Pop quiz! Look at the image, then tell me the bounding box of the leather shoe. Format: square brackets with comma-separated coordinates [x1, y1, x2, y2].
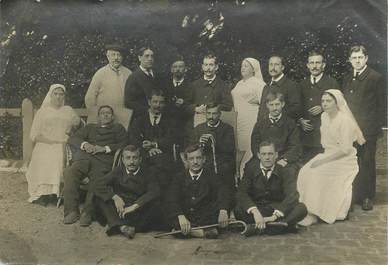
[362, 198, 373, 211]
[79, 212, 92, 227]
[64, 211, 80, 224]
[120, 225, 135, 239]
[243, 224, 258, 237]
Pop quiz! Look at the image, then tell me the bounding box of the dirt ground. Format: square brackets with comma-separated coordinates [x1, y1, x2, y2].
[0, 134, 387, 265]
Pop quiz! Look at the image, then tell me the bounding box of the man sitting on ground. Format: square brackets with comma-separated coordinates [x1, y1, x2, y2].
[93, 145, 163, 239]
[235, 141, 307, 236]
[166, 144, 231, 238]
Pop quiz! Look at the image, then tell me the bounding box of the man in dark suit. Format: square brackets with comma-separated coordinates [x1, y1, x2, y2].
[128, 89, 176, 189]
[257, 55, 301, 122]
[166, 144, 231, 238]
[251, 92, 302, 172]
[164, 57, 194, 151]
[186, 103, 236, 190]
[235, 141, 307, 236]
[189, 54, 233, 126]
[342, 45, 386, 211]
[124, 47, 160, 118]
[93, 145, 162, 239]
[63, 105, 127, 226]
[299, 51, 340, 163]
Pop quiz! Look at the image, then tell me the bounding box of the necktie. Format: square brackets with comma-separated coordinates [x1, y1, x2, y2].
[353, 72, 360, 80]
[271, 81, 277, 86]
[270, 117, 278, 124]
[263, 169, 271, 179]
[313, 77, 316, 85]
[153, 115, 159, 126]
[192, 175, 199, 181]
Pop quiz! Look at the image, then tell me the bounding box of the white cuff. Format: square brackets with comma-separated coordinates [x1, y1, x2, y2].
[80, 141, 88, 150]
[105, 146, 111, 153]
[273, 209, 284, 218]
[247, 206, 258, 214]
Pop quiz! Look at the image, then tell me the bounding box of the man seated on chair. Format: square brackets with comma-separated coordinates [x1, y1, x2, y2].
[63, 105, 127, 226]
[93, 145, 163, 239]
[166, 144, 231, 238]
[128, 89, 176, 190]
[235, 140, 307, 236]
[250, 91, 301, 174]
[186, 102, 236, 191]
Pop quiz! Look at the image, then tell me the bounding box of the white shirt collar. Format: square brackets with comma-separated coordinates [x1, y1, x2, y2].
[260, 163, 275, 179]
[207, 120, 220, 128]
[125, 167, 140, 176]
[204, 75, 216, 83]
[108, 64, 122, 74]
[353, 65, 367, 76]
[271, 73, 284, 83]
[310, 73, 324, 84]
[148, 110, 161, 125]
[189, 169, 203, 180]
[173, 77, 185, 87]
[140, 65, 154, 77]
[269, 113, 282, 122]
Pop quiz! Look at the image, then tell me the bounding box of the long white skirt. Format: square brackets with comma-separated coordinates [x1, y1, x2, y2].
[25, 142, 64, 202]
[297, 151, 358, 224]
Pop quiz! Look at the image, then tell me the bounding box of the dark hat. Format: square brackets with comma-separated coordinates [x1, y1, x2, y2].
[105, 44, 124, 53]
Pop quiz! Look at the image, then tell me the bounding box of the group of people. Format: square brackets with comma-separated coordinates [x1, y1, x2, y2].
[25, 43, 385, 239]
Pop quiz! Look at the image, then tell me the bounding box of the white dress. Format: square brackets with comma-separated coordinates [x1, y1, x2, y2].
[232, 76, 265, 175]
[297, 112, 359, 223]
[26, 105, 79, 202]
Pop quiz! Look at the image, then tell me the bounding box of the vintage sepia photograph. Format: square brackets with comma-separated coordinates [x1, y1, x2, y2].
[0, 0, 387, 264]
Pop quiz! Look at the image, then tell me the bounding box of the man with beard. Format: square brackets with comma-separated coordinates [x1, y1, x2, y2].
[166, 144, 231, 239]
[124, 47, 161, 118]
[250, 92, 301, 173]
[128, 89, 176, 190]
[165, 57, 193, 152]
[343, 45, 386, 211]
[93, 145, 163, 239]
[299, 51, 340, 163]
[189, 54, 233, 126]
[186, 103, 236, 192]
[63, 105, 127, 226]
[85, 44, 132, 127]
[257, 55, 301, 122]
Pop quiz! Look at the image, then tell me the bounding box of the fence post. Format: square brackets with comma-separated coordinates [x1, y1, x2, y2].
[22, 98, 34, 165]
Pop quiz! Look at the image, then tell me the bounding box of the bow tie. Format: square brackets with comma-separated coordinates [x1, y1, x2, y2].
[270, 117, 279, 124]
[191, 175, 200, 181]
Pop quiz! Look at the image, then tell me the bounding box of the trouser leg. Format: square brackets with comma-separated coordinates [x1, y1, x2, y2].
[353, 138, 377, 202]
[94, 197, 125, 235]
[63, 160, 90, 216]
[283, 203, 308, 225]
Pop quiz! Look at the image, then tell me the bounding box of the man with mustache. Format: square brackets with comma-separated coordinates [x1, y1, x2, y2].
[189, 54, 233, 126]
[128, 89, 176, 190]
[257, 55, 301, 122]
[250, 92, 301, 174]
[124, 47, 161, 118]
[92, 145, 163, 239]
[299, 51, 340, 163]
[63, 105, 127, 226]
[85, 44, 132, 127]
[164, 56, 193, 153]
[343, 45, 385, 211]
[166, 144, 231, 238]
[186, 103, 236, 192]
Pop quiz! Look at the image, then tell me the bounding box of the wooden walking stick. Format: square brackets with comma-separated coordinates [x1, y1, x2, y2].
[154, 220, 248, 238]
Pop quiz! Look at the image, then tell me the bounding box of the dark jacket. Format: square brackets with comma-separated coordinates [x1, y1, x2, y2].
[342, 66, 386, 139]
[258, 76, 301, 121]
[251, 115, 301, 163]
[189, 76, 233, 111]
[166, 167, 231, 220]
[68, 123, 127, 164]
[124, 67, 161, 117]
[186, 121, 236, 176]
[93, 165, 160, 209]
[236, 158, 299, 215]
[299, 74, 340, 147]
[128, 111, 175, 155]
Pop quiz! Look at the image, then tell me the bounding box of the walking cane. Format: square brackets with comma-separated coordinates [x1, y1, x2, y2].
[154, 220, 248, 238]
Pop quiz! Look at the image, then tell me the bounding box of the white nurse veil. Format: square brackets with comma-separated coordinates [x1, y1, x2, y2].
[325, 89, 366, 145]
[244, 57, 264, 81]
[41, 84, 66, 108]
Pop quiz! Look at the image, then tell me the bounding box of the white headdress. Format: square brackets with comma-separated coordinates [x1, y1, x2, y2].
[41, 84, 66, 108]
[243, 57, 264, 81]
